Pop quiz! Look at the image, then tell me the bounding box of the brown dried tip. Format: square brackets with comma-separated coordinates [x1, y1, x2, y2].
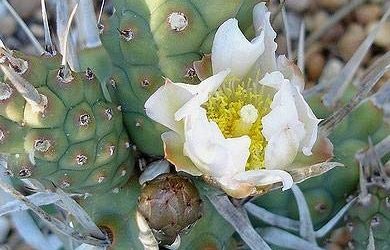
[138, 173, 202, 245]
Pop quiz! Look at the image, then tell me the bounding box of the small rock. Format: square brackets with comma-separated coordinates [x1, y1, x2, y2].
[337, 24, 366, 61]
[355, 4, 382, 25]
[318, 59, 344, 84]
[318, 0, 347, 11]
[305, 11, 329, 32]
[0, 15, 16, 36]
[321, 23, 345, 43]
[306, 52, 325, 82]
[9, 0, 40, 18]
[367, 21, 390, 48]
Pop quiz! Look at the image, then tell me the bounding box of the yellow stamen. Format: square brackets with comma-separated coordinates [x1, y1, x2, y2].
[203, 77, 271, 170]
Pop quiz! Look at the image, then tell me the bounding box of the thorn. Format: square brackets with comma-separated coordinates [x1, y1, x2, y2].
[97, 0, 106, 34]
[40, 0, 56, 56]
[0, 64, 47, 113]
[2, 0, 45, 55]
[58, 3, 79, 83]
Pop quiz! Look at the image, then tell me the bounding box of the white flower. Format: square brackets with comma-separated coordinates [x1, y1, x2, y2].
[144, 2, 321, 198]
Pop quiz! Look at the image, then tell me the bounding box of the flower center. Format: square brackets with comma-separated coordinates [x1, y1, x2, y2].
[203, 77, 271, 170]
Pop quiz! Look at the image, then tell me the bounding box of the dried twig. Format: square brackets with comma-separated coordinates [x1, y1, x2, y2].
[291, 185, 317, 244]
[207, 193, 271, 250]
[245, 202, 300, 232]
[0, 179, 109, 247]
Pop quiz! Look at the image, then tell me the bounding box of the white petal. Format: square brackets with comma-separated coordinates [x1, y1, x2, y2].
[161, 131, 202, 176]
[183, 108, 250, 178]
[234, 169, 294, 191]
[259, 71, 288, 90]
[262, 82, 305, 169]
[144, 80, 193, 134]
[289, 86, 321, 155]
[253, 3, 277, 76]
[277, 55, 305, 92]
[174, 70, 230, 121]
[212, 18, 265, 78]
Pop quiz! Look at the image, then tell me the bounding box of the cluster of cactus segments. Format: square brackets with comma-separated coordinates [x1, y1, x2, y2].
[101, 0, 261, 155]
[0, 51, 134, 194]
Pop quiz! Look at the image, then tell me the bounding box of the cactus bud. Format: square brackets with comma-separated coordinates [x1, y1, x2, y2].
[138, 173, 202, 245]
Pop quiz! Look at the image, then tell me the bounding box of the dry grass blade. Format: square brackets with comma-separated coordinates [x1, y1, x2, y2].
[281, 7, 292, 59]
[0, 180, 110, 247]
[322, 7, 390, 107]
[297, 21, 305, 74]
[77, 0, 102, 48]
[319, 52, 390, 136]
[0, 192, 60, 216]
[367, 227, 375, 250]
[55, 188, 106, 240]
[0, 64, 47, 113]
[40, 0, 56, 55]
[315, 197, 357, 238]
[207, 193, 271, 250]
[245, 202, 300, 232]
[271, 0, 286, 23]
[257, 227, 323, 250]
[11, 212, 57, 250]
[306, 0, 365, 47]
[2, 0, 45, 55]
[136, 211, 159, 250]
[291, 185, 317, 244]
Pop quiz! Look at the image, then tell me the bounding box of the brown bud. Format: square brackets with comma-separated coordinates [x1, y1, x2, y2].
[138, 174, 202, 245]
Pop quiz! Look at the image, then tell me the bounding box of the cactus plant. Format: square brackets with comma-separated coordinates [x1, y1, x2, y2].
[0, 51, 134, 194]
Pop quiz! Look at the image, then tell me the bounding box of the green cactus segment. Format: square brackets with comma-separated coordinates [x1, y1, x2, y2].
[0, 54, 134, 194]
[347, 188, 390, 249]
[102, 0, 260, 155]
[77, 177, 144, 250]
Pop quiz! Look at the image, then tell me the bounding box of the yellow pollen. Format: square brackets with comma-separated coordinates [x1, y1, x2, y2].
[204, 78, 271, 170]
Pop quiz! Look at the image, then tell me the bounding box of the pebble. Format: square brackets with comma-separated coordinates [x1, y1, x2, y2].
[0, 15, 17, 36]
[337, 24, 366, 61]
[305, 11, 329, 32]
[318, 0, 347, 11]
[367, 21, 390, 48]
[355, 4, 382, 25]
[306, 52, 325, 82]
